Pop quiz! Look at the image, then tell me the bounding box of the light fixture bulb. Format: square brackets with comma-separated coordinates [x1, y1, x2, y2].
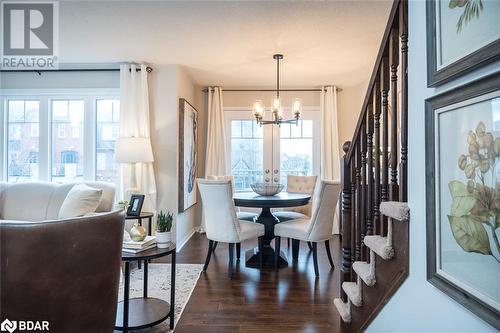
[253, 100, 264, 118]
[293, 98, 302, 115]
[272, 98, 281, 112]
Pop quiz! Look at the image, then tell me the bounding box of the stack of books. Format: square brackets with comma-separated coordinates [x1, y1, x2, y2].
[123, 235, 157, 253]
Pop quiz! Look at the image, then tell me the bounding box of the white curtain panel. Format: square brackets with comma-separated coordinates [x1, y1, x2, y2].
[119, 64, 157, 213]
[320, 86, 341, 234]
[205, 87, 228, 176]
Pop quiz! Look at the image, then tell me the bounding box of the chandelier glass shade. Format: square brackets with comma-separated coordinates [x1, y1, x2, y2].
[253, 54, 302, 126]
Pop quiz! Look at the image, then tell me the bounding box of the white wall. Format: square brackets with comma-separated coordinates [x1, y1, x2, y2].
[0, 71, 119, 89]
[367, 2, 499, 332]
[149, 65, 203, 250]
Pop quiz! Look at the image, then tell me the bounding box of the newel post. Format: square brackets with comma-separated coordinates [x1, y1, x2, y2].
[340, 141, 352, 301]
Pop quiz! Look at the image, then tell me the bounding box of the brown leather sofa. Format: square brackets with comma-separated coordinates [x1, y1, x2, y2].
[0, 210, 125, 333]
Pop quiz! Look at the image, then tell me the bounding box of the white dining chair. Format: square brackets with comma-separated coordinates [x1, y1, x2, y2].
[273, 175, 318, 249]
[197, 179, 265, 278]
[274, 180, 341, 277]
[207, 175, 258, 222]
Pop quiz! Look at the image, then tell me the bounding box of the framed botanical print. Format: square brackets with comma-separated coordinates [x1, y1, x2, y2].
[178, 98, 198, 212]
[425, 73, 500, 329]
[426, 0, 500, 87]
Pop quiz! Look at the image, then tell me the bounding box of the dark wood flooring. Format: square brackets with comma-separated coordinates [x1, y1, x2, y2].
[159, 233, 342, 333]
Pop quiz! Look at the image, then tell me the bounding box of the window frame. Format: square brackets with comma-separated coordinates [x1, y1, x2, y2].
[1, 88, 119, 183]
[224, 106, 321, 191]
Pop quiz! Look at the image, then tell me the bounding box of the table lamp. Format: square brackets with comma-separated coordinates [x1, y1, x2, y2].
[115, 136, 154, 193]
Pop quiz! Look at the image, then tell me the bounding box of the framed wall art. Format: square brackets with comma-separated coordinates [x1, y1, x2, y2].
[426, 0, 500, 87]
[425, 73, 500, 329]
[178, 98, 198, 212]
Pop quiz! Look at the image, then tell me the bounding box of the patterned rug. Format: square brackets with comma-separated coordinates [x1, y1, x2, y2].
[115, 263, 203, 332]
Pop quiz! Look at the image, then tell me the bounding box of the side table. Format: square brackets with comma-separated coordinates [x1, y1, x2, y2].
[115, 244, 176, 332]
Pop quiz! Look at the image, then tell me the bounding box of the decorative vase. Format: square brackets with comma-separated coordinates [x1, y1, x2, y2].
[156, 231, 171, 248]
[129, 223, 147, 242]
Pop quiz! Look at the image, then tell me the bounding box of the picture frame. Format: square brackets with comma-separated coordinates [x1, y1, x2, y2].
[425, 73, 500, 329]
[426, 0, 500, 87]
[178, 98, 198, 212]
[127, 194, 145, 217]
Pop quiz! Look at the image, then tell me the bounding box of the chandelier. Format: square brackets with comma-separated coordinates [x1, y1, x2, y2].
[253, 54, 302, 126]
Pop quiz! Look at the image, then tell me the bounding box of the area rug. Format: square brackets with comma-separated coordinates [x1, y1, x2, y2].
[116, 263, 203, 332]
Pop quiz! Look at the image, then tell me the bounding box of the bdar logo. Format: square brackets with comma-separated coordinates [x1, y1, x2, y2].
[0, 319, 17, 333]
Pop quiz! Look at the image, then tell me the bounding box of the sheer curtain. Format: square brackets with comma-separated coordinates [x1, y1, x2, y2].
[205, 87, 227, 177]
[320, 86, 341, 234]
[201, 87, 227, 232]
[119, 64, 157, 214]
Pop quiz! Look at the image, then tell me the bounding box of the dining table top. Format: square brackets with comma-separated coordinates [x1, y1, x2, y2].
[233, 191, 311, 209]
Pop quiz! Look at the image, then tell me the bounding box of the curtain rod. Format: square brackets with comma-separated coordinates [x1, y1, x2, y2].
[202, 87, 342, 93]
[0, 66, 153, 74]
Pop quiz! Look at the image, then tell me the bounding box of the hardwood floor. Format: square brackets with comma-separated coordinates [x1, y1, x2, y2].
[159, 233, 342, 333]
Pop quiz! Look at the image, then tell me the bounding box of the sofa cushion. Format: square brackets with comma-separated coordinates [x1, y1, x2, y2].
[1, 182, 57, 221]
[58, 184, 103, 219]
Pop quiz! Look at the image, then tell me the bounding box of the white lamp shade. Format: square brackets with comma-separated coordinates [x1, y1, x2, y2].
[115, 137, 154, 163]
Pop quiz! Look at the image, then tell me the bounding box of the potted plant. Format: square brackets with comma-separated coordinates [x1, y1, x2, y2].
[156, 210, 173, 248]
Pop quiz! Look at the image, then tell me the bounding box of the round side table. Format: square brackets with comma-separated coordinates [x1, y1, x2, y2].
[115, 244, 176, 333]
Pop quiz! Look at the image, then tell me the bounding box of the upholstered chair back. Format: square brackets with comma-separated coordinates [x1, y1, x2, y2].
[197, 179, 241, 243]
[286, 175, 318, 216]
[0, 210, 125, 332]
[307, 180, 341, 241]
[207, 175, 235, 194]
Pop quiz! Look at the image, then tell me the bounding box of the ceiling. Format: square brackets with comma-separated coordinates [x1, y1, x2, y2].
[59, 0, 393, 87]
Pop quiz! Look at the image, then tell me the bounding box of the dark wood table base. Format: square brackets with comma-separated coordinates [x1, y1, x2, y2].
[245, 207, 287, 269]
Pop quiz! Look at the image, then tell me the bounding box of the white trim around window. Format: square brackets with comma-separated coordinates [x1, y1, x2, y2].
[0, 88, 119, 183]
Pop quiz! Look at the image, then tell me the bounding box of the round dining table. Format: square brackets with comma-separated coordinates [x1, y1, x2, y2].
[233, 191, 311, 269]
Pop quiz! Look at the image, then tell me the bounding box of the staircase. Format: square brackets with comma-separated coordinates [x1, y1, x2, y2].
[333, 0, 409, 331]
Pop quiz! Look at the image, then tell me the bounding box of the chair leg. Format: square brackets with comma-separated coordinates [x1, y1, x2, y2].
[312, 242, 319, 277]
[325, 239, 334, 268]
[274, 236, 281, 270]
[292, 239, 300, 261]
[236, 243, 241, 261]
[203, 240, 214, 272]
[228, 243, 235, 279]
[307, 242, 313, 251]
[258, 237, 263, 269]
[212, 241, 218, 252]
[287, 238, 290, 248]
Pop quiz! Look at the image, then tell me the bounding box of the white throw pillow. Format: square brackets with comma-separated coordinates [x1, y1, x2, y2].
[58, 184, 103, 219]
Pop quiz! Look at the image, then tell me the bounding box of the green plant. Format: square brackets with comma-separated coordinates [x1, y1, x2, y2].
[157, 210, 173, 233]
[118, 200, 129, 210]
[448, 121, 500, 263]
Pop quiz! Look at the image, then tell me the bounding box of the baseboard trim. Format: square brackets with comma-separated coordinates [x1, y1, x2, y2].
[176, 228, 196, 253]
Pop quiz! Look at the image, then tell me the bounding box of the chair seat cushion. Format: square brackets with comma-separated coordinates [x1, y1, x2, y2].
[237, 211, 258, 221]
[273, 211, 308, 222]
[274, 218, 311, 241]
[238, 220, 265, 242]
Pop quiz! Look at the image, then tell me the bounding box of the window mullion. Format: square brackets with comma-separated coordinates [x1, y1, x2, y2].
[83, 96, 96, 181]
[39, 97, 50, 181]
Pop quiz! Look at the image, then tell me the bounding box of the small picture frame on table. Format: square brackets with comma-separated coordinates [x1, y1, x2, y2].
[127, 194, 145, 217]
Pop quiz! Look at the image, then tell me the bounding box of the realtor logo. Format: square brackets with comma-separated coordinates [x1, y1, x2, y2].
[1, 1, 59, 69]
[0, 319, 17, 333]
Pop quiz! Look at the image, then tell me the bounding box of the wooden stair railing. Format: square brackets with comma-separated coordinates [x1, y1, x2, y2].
[334, 0, 408, 332]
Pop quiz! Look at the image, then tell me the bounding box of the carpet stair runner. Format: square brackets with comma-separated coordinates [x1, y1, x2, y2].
[334, 201, 409, 323]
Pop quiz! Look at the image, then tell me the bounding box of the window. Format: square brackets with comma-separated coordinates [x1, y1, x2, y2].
[52, 100, 84, 183]
[226, 108, 320, 191]
[96, 99, 120, 184]
[1, 92, 120, 187]
[279, 120, 314, 185]
[6, 100, 40, 182]
[230, 120, 264, 191]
